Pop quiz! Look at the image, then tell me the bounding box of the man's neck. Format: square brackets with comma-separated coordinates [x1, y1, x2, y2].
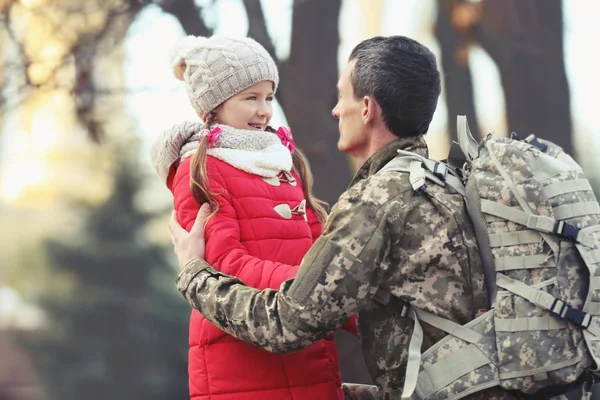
[354, 129, 398, 169]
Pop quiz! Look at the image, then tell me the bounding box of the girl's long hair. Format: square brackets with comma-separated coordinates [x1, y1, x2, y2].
[189, 114, 329, 224]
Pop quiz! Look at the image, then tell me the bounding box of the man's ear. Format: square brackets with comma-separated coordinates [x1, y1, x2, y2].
[362, 95, 379, 125]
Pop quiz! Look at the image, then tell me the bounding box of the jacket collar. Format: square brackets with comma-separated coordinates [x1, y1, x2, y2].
[349, 136, 428, 187]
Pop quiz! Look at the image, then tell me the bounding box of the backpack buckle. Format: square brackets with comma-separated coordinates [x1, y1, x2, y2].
[409, 161, 427, 196]
[433, 162, 448, 180]
[564, 307, 592, 329]
[524, 134, 549, 153]
[553, 220, 580, 242]
[551, 298, 591, 328]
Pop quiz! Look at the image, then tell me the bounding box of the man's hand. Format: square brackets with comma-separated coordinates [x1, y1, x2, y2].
[169, 203, 211, 270]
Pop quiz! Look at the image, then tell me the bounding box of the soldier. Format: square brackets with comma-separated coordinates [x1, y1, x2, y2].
[169, 36, 519, 399]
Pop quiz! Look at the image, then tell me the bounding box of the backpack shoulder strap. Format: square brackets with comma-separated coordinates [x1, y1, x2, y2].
[378, 152, 466, 196]
[457, 115, 479, 162]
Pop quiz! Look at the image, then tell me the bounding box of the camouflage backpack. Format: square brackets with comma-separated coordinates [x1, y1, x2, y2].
[378, 116, 600, 400]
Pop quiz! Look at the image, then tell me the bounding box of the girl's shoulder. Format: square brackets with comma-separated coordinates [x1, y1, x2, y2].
[176, 154, 255, 186]
[204, 155, 256, 178]
[174, 154, 240, 175]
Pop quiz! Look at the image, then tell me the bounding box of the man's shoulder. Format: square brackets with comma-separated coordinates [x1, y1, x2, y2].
[322, 173, 412, 237]
[341, 172, 412, 210]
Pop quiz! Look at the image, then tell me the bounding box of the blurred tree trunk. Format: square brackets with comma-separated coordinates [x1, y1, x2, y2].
[476, 0, 572, 154]
[242, 0, 277, 62]
[0, 331, 37, 400]
[160, 0, 212, 37]
[435, 0, 480, 164]
[281, 0, 370, 383]
[278, 0, 351, 205]
[358, 0, 384, 38]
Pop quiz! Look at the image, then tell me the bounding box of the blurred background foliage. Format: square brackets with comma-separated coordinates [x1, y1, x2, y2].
[1, 0, 599, 398]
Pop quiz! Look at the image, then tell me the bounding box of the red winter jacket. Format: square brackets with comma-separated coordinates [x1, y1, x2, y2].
[171, 155, 352, 400]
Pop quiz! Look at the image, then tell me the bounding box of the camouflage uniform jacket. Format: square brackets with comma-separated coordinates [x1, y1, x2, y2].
[177, 137, 519, 400]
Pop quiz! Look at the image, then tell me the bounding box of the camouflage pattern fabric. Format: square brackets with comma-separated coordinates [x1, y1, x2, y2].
[463, 134, 600, 395]
[377, 118, 600, 399]
[177, 136, 515, 399]
[342, 383, 379, 400]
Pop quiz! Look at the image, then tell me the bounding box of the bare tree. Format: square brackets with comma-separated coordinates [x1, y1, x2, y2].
[435, 0, 481, 163]
[440, 0, 573, 155]
[242, 0, 351, 204]
[280, 0, 349, 204]
[478, 0, 572, 154]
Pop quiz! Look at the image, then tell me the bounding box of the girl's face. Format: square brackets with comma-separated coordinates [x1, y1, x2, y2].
[213, 81, 274, 131]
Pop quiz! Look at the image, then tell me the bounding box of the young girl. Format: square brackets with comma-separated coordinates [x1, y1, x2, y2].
[152, 35, 352, 400]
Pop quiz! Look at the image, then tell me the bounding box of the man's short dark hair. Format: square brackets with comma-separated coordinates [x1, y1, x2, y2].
[349, 36, 441, 137]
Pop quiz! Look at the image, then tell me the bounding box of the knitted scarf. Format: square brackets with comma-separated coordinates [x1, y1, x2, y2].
[151, 121, 293, 184]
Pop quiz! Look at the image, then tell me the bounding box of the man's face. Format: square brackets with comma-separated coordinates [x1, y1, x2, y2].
[332, 60, 369, 156]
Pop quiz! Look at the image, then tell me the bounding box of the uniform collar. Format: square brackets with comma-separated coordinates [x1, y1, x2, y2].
[349, 136, 429, 187]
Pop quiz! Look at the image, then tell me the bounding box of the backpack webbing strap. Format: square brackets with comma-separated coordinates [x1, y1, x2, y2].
[397, 149, 466, 196]
[494, 254, 556, 271]
[580, 247, 600, 375]
[414, 308, 483, 345]
[410, 309, 498, 398]
[457, 115, 479, 162]
[488, 231, 543, 247]
[417, 344, 491, 398]
[576, 225, 600, 321]
[484, 139, 561, 259]
[421, 161, 466, 197]
[495, 315, 567, 332]
[577, 248, 600, 267]
[553, 202, 600, 220]
[378, 157, 436, 191]
[583, 302, 600, 316]
[480, 200, 594, 247]
[414, 309, 492, 397]
[576, 226, 600, 268]
[543, 179, 593, 198]
[401, 307, 495, 399]
[402, 307, 424, 400]
[409, 161, 427, 193]
[496, 274, 593, 330]
[379, 154, 466, 197]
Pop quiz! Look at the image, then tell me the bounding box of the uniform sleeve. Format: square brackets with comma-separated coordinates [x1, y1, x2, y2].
[342, 383, 380, 400]
[176, 183, 390, 353]
[172, 157, 299, 290]
[306, 204, 356, 335]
